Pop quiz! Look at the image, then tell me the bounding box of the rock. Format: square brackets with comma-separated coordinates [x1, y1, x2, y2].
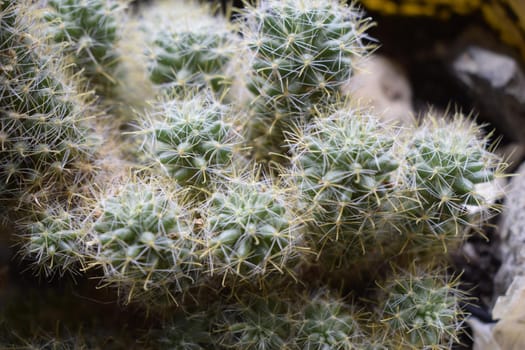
[451, 45, 525, 142]
[343, 55, 414, 125]
[492, 276, 525, 349]
[469, 317, 499, 350]
[494, 161, 525, 297]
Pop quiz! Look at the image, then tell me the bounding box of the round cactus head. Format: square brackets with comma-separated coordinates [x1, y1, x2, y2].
[44, 0, 123, 93]
[143, 93, 243, 190]
[91, 176, 201, 304]
[203, 171, 303, 284]
[296, 290, 365, 349]
[143, 0, 237, 96]
[242, 0, 371, 116]
[21, 205, 89, 277]
[398, 113, 502, 255]
[377, 265, 466, 349]
[215, 293, 294, 349]
[287, 106, 399, 268]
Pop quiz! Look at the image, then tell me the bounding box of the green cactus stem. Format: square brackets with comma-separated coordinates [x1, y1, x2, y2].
[143, 0, 237, 96]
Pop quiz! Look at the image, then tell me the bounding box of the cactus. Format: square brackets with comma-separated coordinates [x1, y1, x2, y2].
[241, 0, 372, 161]
[0, 0, 507, 348]
[144, 1, 237, 96]
[287, 106, 399, 268]
[90, 176, 202, 303]
[44, 0, 124, 94]
[395, 113, 501, 256]
[203, 172, 303, 283]
[243, 0, 370, 115]
[375, 265, 466, 349]
[143, 93, 243, 189]
[215, 293, 294, 349]
[0, 0, 99, 209]
[295, 290, 365, 349]
[20, 204, 88, 277]
[152, 310, 213, 350]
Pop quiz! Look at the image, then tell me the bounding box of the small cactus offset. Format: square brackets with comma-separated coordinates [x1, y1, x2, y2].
[287, 106, 399, 268]
[151, 309, 213, 350]
[395, 113, 502, 256]
[20, 204, 89, 277]
[0, 0, 507, 348]
[295, 290, 365, 349]
[214, 292, 294, 350]
[242, 0, 371, 115]
[375, 265, 466, 349]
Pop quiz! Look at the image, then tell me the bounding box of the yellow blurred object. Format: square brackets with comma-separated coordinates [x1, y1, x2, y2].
[359, 0, 525, 60]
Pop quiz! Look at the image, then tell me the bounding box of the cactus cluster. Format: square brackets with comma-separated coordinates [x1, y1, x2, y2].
[0, 0, 505, 348]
